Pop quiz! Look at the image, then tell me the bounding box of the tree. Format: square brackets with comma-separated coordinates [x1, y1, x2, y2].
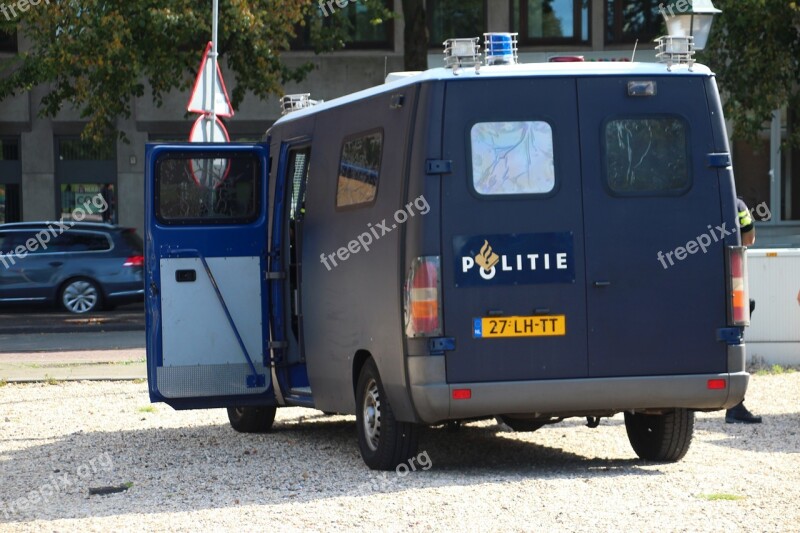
[0, 0, 390, 144]
[401, 0, 428, 71]
[700, 0, 800, 146]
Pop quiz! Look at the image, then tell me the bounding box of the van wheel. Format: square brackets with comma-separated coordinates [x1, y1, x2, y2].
[624, 409, 694, 462]
[356, 358, 419, 471]
[226, 406, 276, 433]
[496, 416, 546, 433]
[60, 278, 102, 314]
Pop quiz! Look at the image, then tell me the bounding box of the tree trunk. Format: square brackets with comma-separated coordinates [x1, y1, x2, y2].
[401, 0, 428, 71]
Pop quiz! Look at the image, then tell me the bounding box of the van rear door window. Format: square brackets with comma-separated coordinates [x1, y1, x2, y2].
[605, 118, 690, 194]
[336, 131, 383, 208]
[470, 121, 555, 195]
[156, 152, 260, 224]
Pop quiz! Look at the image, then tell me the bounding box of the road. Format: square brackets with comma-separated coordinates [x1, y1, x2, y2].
[0, 303, 145, 381]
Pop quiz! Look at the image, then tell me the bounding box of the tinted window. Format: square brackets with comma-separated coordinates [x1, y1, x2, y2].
[55, 232, 111, 252]
[471, 121, 555, 195]
[336, 131, 383, 208]
[156, 153, 260, 223]
[121, 230, 143, 253]
[0, 231, 36, 254]
[605, 118, 689, 194]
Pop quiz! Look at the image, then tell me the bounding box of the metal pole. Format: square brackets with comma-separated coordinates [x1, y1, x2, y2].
[210, 0, 219, 142]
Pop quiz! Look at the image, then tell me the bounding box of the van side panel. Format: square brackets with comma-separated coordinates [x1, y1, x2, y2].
[301, 87, 418, 417]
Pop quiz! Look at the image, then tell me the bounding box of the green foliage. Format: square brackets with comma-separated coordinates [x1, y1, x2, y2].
[0, 377, 8, 387]
[700, 1, 800, 147]
[137, 405, 157, 413]
[0, 1, 391, 145]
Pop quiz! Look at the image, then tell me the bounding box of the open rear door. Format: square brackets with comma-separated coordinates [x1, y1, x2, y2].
[145, 143, 273, 409]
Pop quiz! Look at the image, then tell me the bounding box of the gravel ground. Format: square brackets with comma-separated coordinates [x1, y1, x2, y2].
[1, 374, 798, 532]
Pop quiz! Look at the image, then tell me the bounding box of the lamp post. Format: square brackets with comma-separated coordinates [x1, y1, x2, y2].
[659, 0, 721, 51]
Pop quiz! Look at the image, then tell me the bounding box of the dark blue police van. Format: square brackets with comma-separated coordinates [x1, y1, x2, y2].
[144, 35, 751, 470]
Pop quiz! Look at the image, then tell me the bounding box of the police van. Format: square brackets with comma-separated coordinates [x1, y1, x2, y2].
[144, 34, 750, 470]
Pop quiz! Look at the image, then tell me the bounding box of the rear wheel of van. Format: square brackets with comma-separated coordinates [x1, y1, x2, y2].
[624, 409, 694, 462]
[356, 358, 419, 471]
[226, 406, 276, 433]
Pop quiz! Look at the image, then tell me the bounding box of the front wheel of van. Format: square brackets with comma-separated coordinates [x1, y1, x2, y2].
[624, 409, 694, 462]
[356, 358, 419, 471]
[227, 406, 276, 433]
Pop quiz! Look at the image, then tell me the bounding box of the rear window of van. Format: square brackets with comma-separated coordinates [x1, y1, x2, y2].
[470, 121, 555, 196]
[605, 117, 690, 194]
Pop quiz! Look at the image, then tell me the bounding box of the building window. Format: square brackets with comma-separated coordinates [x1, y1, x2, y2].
[471, 121, 555, 195]
[428, 0, 486, 46]
[606, 0, 664, 45]
[512, 0, 590, 45]
[0, 29, 16, 53]
[605, 117, 690, 194]
[55, 137, 117, 223]
[293, 0, 393, 50]
[336, 130, 383, 208]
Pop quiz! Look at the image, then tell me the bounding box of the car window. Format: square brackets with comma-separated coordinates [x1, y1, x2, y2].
[605, 117, 690, 194]
[471, 121, 555, 195]
[52, 232, 111, 252]
[0, 231, 37, 255]
[336, 130, 383, 208]
[121, 230, 143, 253]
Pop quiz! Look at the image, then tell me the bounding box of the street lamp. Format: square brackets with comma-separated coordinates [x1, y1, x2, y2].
[660, 0, 721, 51]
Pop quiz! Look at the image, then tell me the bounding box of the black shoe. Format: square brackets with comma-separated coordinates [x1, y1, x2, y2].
[726, 402, 762, 424]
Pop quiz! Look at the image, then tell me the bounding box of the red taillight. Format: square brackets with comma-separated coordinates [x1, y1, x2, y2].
[405, 256, 442, 338]
[124, 255, 144, 267]
[707, 379, 727, 390]
[727, 247, 749, 326]
[452, 388, 472, 400]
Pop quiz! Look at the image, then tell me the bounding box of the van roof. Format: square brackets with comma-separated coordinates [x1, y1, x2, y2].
[273, 61, 714, 125]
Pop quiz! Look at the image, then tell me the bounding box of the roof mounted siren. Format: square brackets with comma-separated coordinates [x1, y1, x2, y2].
[483, 33, 518, 66]
[443, 37, 481, 74]
[280, 93, 322, 115]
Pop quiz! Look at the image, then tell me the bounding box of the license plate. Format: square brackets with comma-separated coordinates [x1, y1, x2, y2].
[473, 315, 566, 338]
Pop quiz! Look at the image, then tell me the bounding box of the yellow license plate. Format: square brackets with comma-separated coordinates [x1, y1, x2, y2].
[473, 315, 566, 338]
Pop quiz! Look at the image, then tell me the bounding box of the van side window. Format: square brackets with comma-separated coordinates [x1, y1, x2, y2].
[470, 121, 555, 195]
[336, 131, 383, 208]
[605, 118, 690, 194]
[156, 153, 260, 224]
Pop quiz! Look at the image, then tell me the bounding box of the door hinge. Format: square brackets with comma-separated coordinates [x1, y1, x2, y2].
[717, 327, 743, 345]
[428, 337, 455, 355]
[265, 271, 286, 280]
[426, 159, 453, 175]
[707, 153, 731, 168]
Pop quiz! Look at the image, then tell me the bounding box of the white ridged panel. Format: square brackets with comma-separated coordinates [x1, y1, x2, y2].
[747, 249, 800, 343]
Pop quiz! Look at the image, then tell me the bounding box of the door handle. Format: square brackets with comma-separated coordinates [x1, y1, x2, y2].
[175, 269, 197, 282]
[49, 261, 63, 267]
[594, 281, 612, 288]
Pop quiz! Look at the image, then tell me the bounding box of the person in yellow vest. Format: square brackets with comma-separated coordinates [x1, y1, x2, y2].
[726, 198, 762, 424]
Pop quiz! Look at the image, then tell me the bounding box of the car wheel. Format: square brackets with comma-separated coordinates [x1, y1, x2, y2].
[496, 416, 546, 433]
[356, 358, 419, 471]
[226, 406, 277, 433]
[60, 278, 102, 314]
[624, 409, 694, 462]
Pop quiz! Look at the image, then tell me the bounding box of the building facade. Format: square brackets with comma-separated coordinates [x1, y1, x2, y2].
[0, 0, 797, 245]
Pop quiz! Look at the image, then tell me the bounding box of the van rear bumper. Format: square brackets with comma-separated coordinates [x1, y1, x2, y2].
[407, 349, 749, 424]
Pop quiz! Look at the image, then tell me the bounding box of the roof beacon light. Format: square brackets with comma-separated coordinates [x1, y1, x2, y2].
[483, 33, 518, 66]
[655, 35, 695, 71]
[443, 37, 481, 74]
[280, 93, 322, 115]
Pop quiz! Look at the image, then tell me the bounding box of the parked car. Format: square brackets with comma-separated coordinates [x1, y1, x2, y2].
[0, 221, 144, 313]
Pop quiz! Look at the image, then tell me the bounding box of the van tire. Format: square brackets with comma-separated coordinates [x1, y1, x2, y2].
[356, 358, 419, 471]
[226, 406, 276, 433]
[624, 409, 694, 462]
